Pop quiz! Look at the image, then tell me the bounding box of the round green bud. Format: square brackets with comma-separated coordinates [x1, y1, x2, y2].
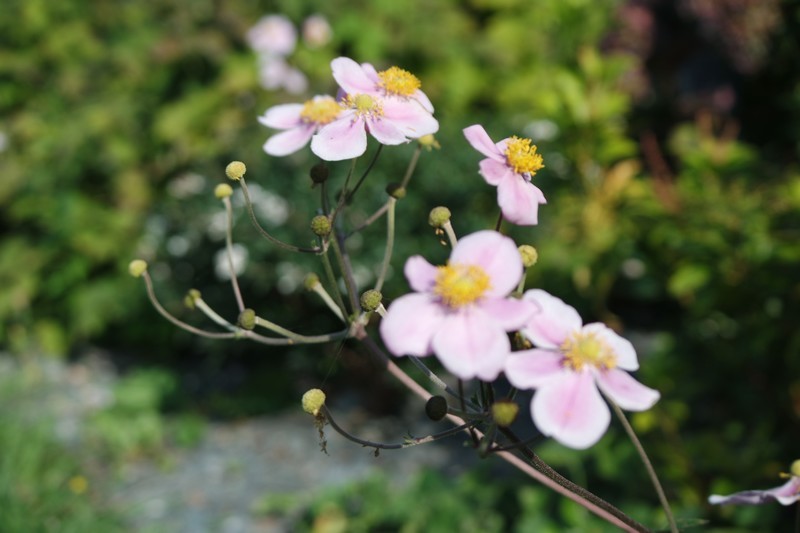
[184, 289, 201, 309]
[491, 400, 519, 427]
[360, 290, 383, 312]
[425, 395, 448, 421]
[128, 259, 148, 278]
[310, 162, 329, 185]
[310, 215, 332, 237]
[238, 308, 256, 330]
[214, 183, 233, 199]
[386, 183, 406, 199]
[791, 460, 800, 477]
[304, 272, 321, 291]
[225, 161, 247, 181]
[428, 206, 452, 228]
[418, 134, 441, 150]
[518, 245, 538, 268]
[302, 388, 326, 416]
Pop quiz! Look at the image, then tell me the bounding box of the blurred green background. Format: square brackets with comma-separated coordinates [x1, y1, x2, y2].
[2, 0, 800, 530]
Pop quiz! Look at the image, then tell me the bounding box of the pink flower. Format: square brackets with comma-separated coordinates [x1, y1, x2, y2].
[380, 231, 538, 381]
[504, 289, 659, 449]
[259, 96, 342, 156]
[247, 15, 297, 57]
[710, 462, 800, 506]
[310, 57, 438, 161]
[463, 124, 547, 226]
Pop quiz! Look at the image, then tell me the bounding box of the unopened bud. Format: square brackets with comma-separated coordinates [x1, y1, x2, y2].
[425, 395, 448, 421]
[791, 460, 800, 477]
[225, 161, 247, 181]
[518, 245, 538, 268]
[238, 308, 256, 330]
[310, 215, 332, 237]
[491, 400, 519, 427]
[428, 206, 451, 228]
[310, 162, 329, 185]
[360, 290, 383, 312]
[302, 388, 326, 416]
[214, 183, 233, 199]
[128, 259, 148, 278]
[386, 183, 406, 199]
[304, 273, 321, 291]
[184, 289, 201, 309]
[418, 134, 440, 150]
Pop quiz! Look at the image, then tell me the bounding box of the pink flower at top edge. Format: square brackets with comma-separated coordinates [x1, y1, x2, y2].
[379, 230, 538, 381]
[310, 57, 438, 161]
[247, 15, 297, 57]
[259, 95, 342, 156]
[710, 462, 800, 506]
[504, 289, 660, 449]
[463, 124, 547, 226]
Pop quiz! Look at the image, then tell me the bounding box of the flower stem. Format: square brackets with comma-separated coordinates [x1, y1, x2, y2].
[319, 244, 349, 319]
[222, 197, 245, 312]
[373, 198, 396, 293]
[253, 316, 350, 344]
[609, 398, 677, 533]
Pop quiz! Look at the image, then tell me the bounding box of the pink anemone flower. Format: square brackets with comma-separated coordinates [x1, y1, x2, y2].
[463, 124, 547, 226]
[504, 289, 660, 449]
[710, 461, 800, 506]
[310, 57, 438, 161]
[380, 230, 538, 381]
[259, 95, 342, 156]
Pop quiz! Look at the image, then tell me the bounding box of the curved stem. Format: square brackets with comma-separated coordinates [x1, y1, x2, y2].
[373, 198, 396, 293]
[222, 197, 245, 312]
[253, 316, 350, 344]
[346, 144, 383, 204]
[319, 244, 349, 319]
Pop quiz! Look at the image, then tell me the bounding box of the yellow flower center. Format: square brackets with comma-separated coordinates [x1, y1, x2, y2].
[560, 331, 617, 371]
[504, 136, 545, 175]
[433, 263, 491, 308]
[378, 66, 422, 96]
[343, 93, 383, 117]
[300, 97, 342, 125]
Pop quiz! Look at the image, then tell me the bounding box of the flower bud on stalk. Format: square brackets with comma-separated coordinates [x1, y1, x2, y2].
[491, 400, 520, 427]
[214, 183, 233, 199]
[425, 395, 448, 421]
[238, 308, 257, 330]
[302, 388, 326, 417]
[518, 245, 538, 268]
[386, 183, 406, 199]
[360, 290, 383, 312]
[428, 206, 451, 228]
[225, 161, 247, 181]
[310, 215, 332, 237]
[184, 289, 201, 309]
[128, 259, 148, 278]
[309, 162, 329, 185]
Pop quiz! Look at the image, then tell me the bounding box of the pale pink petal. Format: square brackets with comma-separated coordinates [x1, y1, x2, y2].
[477, 297, 539, 331]
[263, 125, 315, 156]
[413, 89, 434, 113]
[366, 116, 410, 145]
[380, 293, 445, 357]
[772, 478, 800, 505]
[310, 116, 367, 161]
[331, 57, 377, 95]
[595, 368, 659, 411]
[404, 255, 438, 293]
[709, 478, 800, 506]
[463, 125, 504, 161]
[532, 371, 610, 449]
[258, 103, 304, 129]
[449, 231, 522, 297]
[432, 310, 511, 381]
[496, 175, 546, 226]
[381, 99, 439, 138]
[583, 323, 639, 370]
[522, 290, 582, 349]
[361, 62, 380, 83]
[504, 349, 565, 389]
[479, 158, 513, 186]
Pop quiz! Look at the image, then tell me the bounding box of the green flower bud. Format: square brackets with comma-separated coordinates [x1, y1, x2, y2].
[128, 259, 148, 278]
[360, 290, 383, 312]
[418, 134, 440, 150]
[214, 183, 233, 199]
[518, 245, 538, 268]
[302, 388, 326, 416]
[225, 161, 247, 181]
[184, 289, 201, 309]
[310, 162, 329, 185]
[425, 395, 448, 421]
[491, 400, 519, 427]
[238, 308, 256, 330]
[428, 206, 451, 228]
[386, 183, 406, 199]
[310, 215, 332, 237]
[304, 273, 321, 291]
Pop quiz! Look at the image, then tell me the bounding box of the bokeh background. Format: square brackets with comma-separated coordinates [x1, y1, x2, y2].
[2, 0, 800, 530]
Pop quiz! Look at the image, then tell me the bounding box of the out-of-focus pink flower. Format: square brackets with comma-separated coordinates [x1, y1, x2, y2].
[247, 15, 297, 56]
[302, 14, 332, 48]
[463, 125, 546, 226]
[256, 56, 308, 94]
[505, 289, 659, 449]
[710, 462, 800, 506]
[310, 57, 438, 161]
[380, 231, 538, 381]
[259, 96, 342, 156]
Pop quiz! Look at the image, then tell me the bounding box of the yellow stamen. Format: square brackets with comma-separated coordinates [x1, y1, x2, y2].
[300, 97, 342, 125]
[378, 66, 422, 97]
[561, 331, 617, 371]
[504, 136, 545, 175]
[343, 93, 383, 117]
[433, 263, 491, 308]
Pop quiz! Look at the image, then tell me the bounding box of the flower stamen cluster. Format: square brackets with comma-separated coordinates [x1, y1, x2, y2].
[561, 331, 617, 371]
[378, 66, 422, 96]
[504, 136, 544, 176]
[344, 93, 384, 117]
[299, 97, 342, 124]
[433, 263, 491, 308]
